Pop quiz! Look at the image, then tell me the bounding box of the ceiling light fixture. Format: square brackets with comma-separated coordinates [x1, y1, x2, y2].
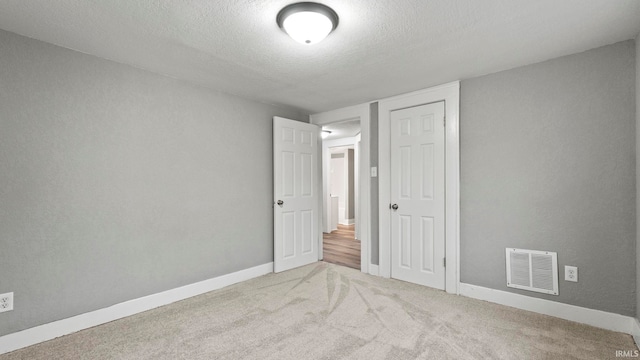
[321, 130, 332, 139]
[276, 2, 339, 45]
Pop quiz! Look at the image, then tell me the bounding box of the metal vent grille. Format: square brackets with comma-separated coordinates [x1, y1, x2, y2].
[506, 248, 558, 295]
[509, 252, 530, 287]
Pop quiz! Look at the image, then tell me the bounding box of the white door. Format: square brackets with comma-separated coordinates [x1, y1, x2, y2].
[390, 102, 445, 289]
[273, 117, 319, 273]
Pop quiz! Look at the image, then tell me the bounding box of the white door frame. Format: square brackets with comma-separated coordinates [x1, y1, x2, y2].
[311, 104, 370, 274]
[378, 81, 460, 294]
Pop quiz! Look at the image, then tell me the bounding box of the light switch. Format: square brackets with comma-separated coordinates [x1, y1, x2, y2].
[371, 167, 377, 177]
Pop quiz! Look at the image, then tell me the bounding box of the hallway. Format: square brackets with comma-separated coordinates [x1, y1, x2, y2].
[322, 224, 360, 270]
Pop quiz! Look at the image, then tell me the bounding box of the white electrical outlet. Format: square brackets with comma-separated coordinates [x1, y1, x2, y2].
[0, 292, 13, 313]
[565, 266, 578, 282]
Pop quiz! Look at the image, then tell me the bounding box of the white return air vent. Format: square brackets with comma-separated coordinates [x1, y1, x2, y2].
[506, 248, 558, 295]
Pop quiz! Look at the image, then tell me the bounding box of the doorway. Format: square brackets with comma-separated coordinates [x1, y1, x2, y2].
[311, 104, 370, 275]
[322, 120, 361, 270]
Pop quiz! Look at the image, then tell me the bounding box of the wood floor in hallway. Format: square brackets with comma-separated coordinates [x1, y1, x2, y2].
[322, 224, 360, 270]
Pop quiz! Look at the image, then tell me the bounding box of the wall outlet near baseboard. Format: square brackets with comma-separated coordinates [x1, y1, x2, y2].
[565, 266, 578, 282]
[0, 292, 13, 313]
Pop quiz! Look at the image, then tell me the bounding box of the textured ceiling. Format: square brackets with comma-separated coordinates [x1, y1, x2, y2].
[0, 1, 639, 114]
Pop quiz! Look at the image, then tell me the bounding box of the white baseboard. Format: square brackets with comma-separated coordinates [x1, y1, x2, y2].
[459, 283, 637, 335]
[369, 264, 379, 276]
[0, 262, 273, 355]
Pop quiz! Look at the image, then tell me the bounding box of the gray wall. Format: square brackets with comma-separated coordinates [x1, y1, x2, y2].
[636, 33, 640, 320]
[460, 40, 636, 316]
[0, 30, 308, 336]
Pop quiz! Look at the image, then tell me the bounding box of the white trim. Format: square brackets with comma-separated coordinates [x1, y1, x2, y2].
[369, 264, 380, 276]
[354, 133, 361, 240]
[311, 104, 371, 275]
[460, 283, 637, 335]
[0, 263, 274, 355]
[378, 81, 460, 294]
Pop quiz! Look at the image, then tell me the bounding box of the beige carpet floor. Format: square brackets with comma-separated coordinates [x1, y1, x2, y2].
[1, 262, 637, 359]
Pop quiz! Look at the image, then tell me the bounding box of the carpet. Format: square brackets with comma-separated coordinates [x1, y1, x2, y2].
[1, 262, 636, 359]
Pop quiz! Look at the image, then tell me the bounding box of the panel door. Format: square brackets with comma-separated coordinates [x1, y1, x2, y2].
[390, 102, 445, 289]
[273, 117, 319, 272]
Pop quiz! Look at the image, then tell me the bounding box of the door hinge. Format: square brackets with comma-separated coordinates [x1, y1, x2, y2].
[443, 258, 446, 267]
[443, 115, 446, 127]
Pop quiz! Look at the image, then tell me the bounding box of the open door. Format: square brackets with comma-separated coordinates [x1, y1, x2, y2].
[273, 117, 320, 272]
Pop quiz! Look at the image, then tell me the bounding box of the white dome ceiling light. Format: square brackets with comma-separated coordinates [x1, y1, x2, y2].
[276, 2, 339, 45]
